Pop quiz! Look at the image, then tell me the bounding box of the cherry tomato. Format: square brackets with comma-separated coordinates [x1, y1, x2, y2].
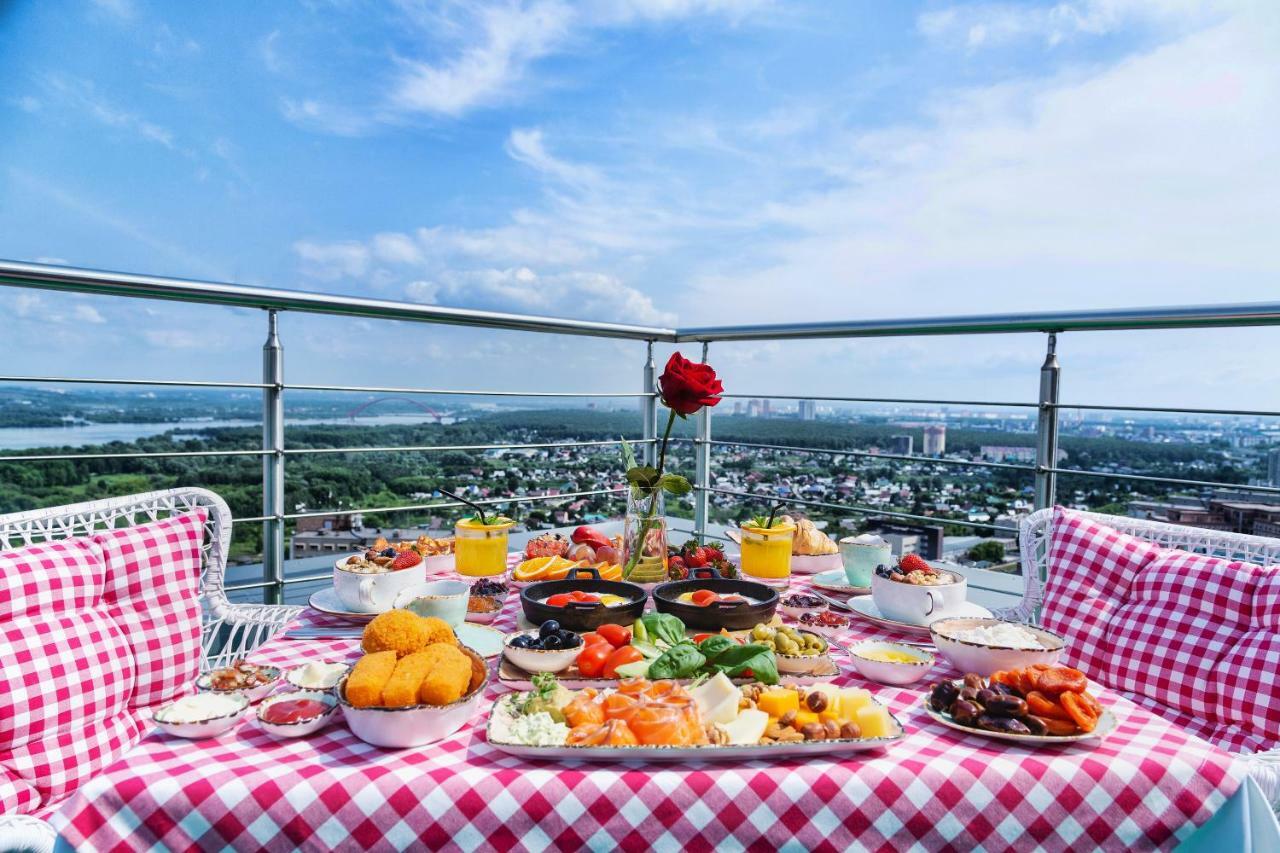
[691, 589, 718, 607]
[546, 593, 573, 607]
[576, 642, 613, 678]
[580, 632, 605, 648]
[596, 624, 631, 648]
[602, 646, 646, 679]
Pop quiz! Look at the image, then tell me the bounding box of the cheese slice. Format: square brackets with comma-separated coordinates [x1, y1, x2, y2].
[690, 672, 737, 717]
[718, 709, 769, 745]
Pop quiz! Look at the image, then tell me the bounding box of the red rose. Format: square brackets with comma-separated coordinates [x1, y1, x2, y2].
[658, 352, 723, 416]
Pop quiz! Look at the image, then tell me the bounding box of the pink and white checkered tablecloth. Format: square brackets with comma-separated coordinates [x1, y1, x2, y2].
[50, 568, 1241, 852]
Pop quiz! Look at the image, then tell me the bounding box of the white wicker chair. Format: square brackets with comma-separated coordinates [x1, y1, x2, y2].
[1015, 507, 1280, 811]
[0, 487, 303, 672]
[0, 489, 304, 851]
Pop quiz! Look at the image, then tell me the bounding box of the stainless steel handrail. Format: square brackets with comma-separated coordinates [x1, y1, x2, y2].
[716, 393, 1039, 409]
[283, 487, 627, 520]
[0, 448, 270, 463]
[1046, 467, 1280, 495]
[0, 375, 271, 389]
[287, 382, 656, 398]
[0, 260, 676, 341]
[1057, 402, 1280, 418]
[706, 439, 1038, 472]
[284, 438, 651, 456]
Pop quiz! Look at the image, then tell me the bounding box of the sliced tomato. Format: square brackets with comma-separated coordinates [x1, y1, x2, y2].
[576, 642, 613, 678]
[691, 589, 718, 607]
[596, 624, 631, 648]
[602, 646, 646, 679]
[546, 593, 573, 607]
[692, 633, 713, 644]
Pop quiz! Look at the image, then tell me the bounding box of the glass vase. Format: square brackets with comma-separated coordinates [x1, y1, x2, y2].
[623, 488, 667, 583]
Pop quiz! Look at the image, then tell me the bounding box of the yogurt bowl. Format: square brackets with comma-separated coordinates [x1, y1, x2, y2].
[929, 617, 1064, 676]
[154, 692, 249, 739]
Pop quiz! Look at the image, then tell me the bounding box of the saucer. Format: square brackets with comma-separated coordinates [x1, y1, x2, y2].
[810, 569, 871, 595]
[455, 623, 506, 659]
[308, 587, 381, 623]
[847, 597, 993, 636]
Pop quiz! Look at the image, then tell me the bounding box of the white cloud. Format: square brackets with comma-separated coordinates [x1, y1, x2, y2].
[44, 74, 180, 151]
[506, 128, 603, 189]
[73, 305, 106, 324]
[293, 240, 371, 280]
[12, 293, 43, 319]
[143, 329, 205, 349]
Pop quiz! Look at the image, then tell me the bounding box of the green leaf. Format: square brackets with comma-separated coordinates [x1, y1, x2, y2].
[647, 641, 706, 680]
[620, 437, 638, 472]
[626, 465, 660, 489]
[658, 473, 692, 496]
[695, 635, 737, 661]
[710, 644, 779, 685]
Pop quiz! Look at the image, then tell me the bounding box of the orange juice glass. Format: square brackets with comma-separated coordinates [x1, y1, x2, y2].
[454, 518, 515, 577]
[738, 522, 796, 581]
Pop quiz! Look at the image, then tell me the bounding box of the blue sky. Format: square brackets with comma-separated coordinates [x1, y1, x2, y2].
[1, 1, 1278, 410]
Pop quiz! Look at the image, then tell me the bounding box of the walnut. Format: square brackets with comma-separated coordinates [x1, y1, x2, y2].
[778, 710, 797, 729]
[706, 725, 729, 746]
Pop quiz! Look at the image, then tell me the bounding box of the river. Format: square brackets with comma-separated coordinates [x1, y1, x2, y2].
[0, 413, 463, 450]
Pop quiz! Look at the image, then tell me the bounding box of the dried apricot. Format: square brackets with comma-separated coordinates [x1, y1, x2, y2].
[1033, 667, 1088, 696]
[1060, 691, 1099, 733]
[1025, 690, 1073, 721]
[1040, 717, 1081, 737]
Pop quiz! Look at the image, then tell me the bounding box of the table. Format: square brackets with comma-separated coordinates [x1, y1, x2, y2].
[51, 571, 1241, 851]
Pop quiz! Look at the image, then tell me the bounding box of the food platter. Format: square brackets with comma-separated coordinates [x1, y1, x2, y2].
[486, 726, 904, 761]
[496, 652, 840, 691]
[847, 596, 992, 635]
[921, 696, 1117, 745]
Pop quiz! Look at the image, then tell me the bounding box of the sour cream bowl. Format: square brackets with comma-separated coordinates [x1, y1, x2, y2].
[153, 692, 249, 739]
[929, 617, 1065, 677]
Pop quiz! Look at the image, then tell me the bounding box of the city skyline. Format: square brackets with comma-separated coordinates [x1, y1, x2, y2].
[2, 1, 1278, 410]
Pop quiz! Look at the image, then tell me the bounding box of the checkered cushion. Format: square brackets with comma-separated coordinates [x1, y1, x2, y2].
[95, 511, 206, 708]
[0, 511, 207, 816]
[1043, 507, 1280, 752]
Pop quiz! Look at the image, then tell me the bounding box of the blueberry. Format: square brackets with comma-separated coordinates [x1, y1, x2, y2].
[539, 620, 561, 640]
[381, 548, 396, 558]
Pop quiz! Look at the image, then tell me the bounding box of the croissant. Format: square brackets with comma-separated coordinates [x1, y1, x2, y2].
[790, 516, 838, 556]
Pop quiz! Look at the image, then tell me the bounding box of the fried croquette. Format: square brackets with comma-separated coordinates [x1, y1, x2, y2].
[361, 609, 430, 658]
[381, 651, 434, 708]
[345, 651, 397, 708]
[419, 616, 456, 646]
[416, 643, 473, 705]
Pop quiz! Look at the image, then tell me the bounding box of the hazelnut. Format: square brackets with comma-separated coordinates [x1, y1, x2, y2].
[840, 721, 862, 739]
[804, 692, 828, 713]
[800, 722, 826, 741]
[823, 720, 841, 739]
[778, 710, 797, 729]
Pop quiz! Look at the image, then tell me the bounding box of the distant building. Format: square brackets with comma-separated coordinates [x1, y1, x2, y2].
[289, 513, 449, 558]
[864, 521, 945, 561]
[1269, 449, 1280, 487]
[762, 399, 772, 417]
[890, 434, 913, 456]
[798, 399, 817, 421]
[733, 401, 743, 415]
[978, 445, 1067, 464]
[923, 424, 946, 456]
[747, 399, 761, 418]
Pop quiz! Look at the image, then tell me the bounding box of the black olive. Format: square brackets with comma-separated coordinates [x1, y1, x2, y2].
[540, 620, 561, 639]
[541, 634, 564, 650]
[558, 632, 580, 647]
[510, 635, 534, 649]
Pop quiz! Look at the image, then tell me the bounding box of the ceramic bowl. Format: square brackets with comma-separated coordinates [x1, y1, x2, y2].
[465, 595, 504, 625]
[338, 645, 489, 748]
[778, 593, 827, 621]
[153, 693, 249, 739]
[774, 630, 830, 674]
[394, 579, 470, 627]
[847, 641, 935, 686]
[795, 611, 853, 638]
[929, 618, 1064, 677]
[502, 630, 580, 674]
[195, 665, 282, 703]
[285, 661, 350, 693]
[255, 690, 339, 738]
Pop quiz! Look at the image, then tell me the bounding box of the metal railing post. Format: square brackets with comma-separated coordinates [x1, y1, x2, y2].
[642, 341, 658, 467]
[1034, 333, 1061, 511]
[262, 310, 285, 605]
[694, 342, 712, 539]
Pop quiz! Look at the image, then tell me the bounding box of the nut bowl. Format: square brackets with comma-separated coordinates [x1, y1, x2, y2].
[847, 641, 935, 686]
[195, 665, 282, 703]
[338, 645, 489, 748]
[153, 692, 249, 739]
[929, 617, 1064, 677]
[255, 690, 339, 738]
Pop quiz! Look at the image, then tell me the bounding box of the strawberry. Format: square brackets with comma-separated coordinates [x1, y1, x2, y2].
[898, 554, 933, 574]
[684, 548, 708, 568]
[392, 550, 423, 570]
[702, 544, 726, 561]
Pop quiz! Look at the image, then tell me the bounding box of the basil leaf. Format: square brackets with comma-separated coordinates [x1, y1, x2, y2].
[696, 635, 737, 661]
[647, 641, 706, 680]
[710, 644, 779, 685]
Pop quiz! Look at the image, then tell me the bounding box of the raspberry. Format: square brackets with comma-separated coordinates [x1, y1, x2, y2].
[392, 550, 423, 570]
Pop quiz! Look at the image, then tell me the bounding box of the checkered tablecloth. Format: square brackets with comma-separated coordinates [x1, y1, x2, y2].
[50, 567, 1241, 852]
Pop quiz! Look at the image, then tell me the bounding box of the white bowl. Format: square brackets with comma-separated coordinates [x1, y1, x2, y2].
[774, 630, 830, 674]
[153, 693, 249, 739]
[256, 690, 339, 738]
[465, 606, 502, 625]
[929, 618, 1064, 677]
[503, 630, 580, 674]
[847, 641, 935, 686]
[779, 594, 826, 621]
[338, 646, 488, 748]
[285, 661, 351, 692]
[790, 553, 844, 574]
[196, 666, 282, 703]
[795, 612, 853, 638]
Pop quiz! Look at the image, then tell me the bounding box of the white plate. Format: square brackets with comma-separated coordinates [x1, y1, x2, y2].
[847, 597, 992, 635]
[921, 693, 1117, 745]
[308, 587, 381, 623]
[455, 623, 506, 658]
[790, 553, 844, 575]
[809, 569, 871, 595]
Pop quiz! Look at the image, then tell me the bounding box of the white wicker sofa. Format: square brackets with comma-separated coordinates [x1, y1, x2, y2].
[1013, 507, 1280, 811]
[0, 488, 302, 851]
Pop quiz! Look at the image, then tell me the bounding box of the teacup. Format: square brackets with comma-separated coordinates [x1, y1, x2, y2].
[872, 570, 967, 626]
[839, 537, 892, 588]
[333, 560, 426, 614]
[393, 580, 469, 627]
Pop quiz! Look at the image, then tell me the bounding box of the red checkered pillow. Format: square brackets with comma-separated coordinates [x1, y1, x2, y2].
[95, 510, 207, 708]
[1043, 507, 1280, 752]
